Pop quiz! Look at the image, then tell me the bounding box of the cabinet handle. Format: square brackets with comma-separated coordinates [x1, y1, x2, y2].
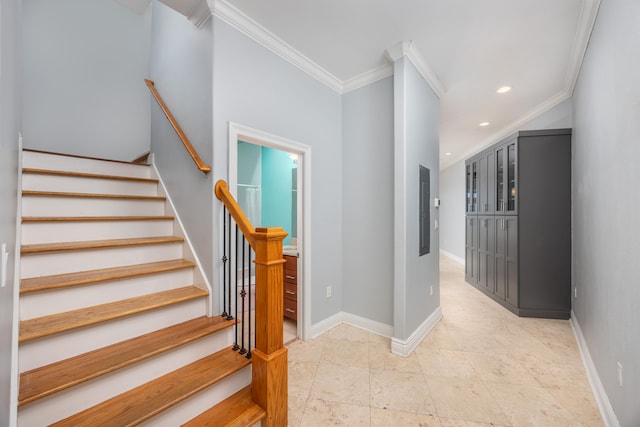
[285, 308, 296, 313]
[285, 290, 296, 295]
[285, 275, 296, 280]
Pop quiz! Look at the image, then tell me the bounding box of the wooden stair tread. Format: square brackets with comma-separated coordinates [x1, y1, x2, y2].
[21, 259, 196, 294]
[50, 348, 251, 427]
[21, 236, 183, 254]
[22, 215, 174, 223]
[23, 148, 152, 167]
[19, 316, 235, 406]
[22, 190, 165, 201]
[22, 167, 158, 183]
[182, 386, 265, 427]
[19, 286, 208, 343]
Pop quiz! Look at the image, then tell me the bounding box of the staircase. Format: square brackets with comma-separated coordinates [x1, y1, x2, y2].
[17, 149, 266, 426]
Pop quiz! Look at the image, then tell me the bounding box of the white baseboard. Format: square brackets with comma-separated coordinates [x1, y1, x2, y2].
[439, 249, 464, 265]
[391, 306, 443, 357]
[570, 311, 620, 427]
[310, 311, 393, 340]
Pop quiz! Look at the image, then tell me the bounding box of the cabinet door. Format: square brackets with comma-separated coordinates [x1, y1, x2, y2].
[505, 216, 518, 306]
[465, 216, 478, 283]
[494, 217, 506, 300]
[471, 160, 478, 213]
[478, 153, 495, 214]
[506, 142, 518, 215]
[466, 163, 472, 213]
[478, 216, 495, 292]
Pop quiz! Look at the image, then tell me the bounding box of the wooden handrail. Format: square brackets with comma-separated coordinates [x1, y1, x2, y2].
[214, 180, 256, 249]
[144, 79, 211, 174]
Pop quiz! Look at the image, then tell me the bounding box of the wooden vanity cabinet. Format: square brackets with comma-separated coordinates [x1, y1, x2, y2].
[283, 255, 298, 321]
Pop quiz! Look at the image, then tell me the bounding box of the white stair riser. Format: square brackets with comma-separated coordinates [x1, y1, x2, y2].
[18, 332, 236, 427]
[20, 269, 196, 320]
[138, 366, 252, 427]
[21, 243, 183, 278]
[23, 151, 151, 178]
[21, 219, 174, 245]
[19, 299, 208, 371]
[23, 173, 158, 196]
[22, 196, 166, 217]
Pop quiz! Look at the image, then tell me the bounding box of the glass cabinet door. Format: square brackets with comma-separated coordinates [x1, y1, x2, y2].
[466, 163, 472, 213]
[472, 161, 478, 213]
[507, 143, 517, 213]
[496, 147, 505, 213]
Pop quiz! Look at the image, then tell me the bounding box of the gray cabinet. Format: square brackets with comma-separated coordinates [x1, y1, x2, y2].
[464, 129, 571, 319]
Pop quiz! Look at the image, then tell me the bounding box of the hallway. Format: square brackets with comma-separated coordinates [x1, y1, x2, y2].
[285, 256, 602, 426]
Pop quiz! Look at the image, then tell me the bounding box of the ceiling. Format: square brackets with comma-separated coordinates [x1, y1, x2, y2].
[128, 0, 601, 169]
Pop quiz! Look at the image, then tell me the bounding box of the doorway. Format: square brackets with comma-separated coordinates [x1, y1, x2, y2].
[227, 122, 311, 341]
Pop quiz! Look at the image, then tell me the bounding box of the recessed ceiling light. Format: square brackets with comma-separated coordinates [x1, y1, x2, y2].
[479, 122, 490, 127]
[445, 152, 452, 156]
[497, 86, 512, 94]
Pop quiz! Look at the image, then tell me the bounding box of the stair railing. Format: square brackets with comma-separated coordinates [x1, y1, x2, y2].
[144, 79, 211, 174]
[215, 180, 288, 427]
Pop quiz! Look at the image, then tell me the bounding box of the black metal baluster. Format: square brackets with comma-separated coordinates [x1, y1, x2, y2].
[225, 212, 233, 321]
[247, 245, 253, 359]
[221, 208, 228, 319]
[233, 225, 240, 351]
[239, 236, 247, 355]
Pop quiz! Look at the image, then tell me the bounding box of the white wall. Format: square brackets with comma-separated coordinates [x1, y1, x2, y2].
[438, 96, 573, 264]
[22, 0, 151, 160]
[149, 1, 214, 281]
[0, 0, 21, 424]
[439, 160, 465, 262]
[342, 77, 394, 325]
[212, 18, 343, 324]
[572, 0, 640, 424]
[393, 58, 440, 341]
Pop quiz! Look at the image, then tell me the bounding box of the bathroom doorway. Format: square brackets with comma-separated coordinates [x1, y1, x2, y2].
[228, 122, 310, 342]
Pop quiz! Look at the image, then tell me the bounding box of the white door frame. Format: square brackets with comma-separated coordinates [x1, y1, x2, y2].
[227, 122, 311, 340]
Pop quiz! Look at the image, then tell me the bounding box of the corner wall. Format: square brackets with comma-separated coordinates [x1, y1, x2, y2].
[393, 58, 440, 342]
[572, 0, 640, 424]
[149, 0, 214, 282]
[0, 0, 21, 424]
[342, 77, 394, 326]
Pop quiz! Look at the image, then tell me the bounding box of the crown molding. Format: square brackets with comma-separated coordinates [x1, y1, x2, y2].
[342, 63, 394, 93]
[385, 41, 447, 99]
[441, 89, 572, 170]
[210, 0, 343, 92]
[565, 0, 602, 94]
[189, 0, 212, 28]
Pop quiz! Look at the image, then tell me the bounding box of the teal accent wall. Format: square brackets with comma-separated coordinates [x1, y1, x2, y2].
[261, 146, 294, 245]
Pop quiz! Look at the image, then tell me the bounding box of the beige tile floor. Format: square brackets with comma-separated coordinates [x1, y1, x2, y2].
[285, 255, 603, 426]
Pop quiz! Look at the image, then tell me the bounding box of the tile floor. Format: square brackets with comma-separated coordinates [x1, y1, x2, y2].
[285, 255, 603, 426]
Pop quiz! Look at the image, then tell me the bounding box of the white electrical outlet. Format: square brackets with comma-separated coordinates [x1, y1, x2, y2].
[434, 220, 439, 230]
[617, 362, 623, 387]
[326, 286, 332, 298]
[574, 287, 577, 299]
[430, 285, 433, 296]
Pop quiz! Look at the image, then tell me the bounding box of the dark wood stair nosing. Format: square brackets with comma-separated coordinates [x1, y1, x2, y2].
[20, 259, 196, 295]
[21, 236, 184, 255]
[22, 215, 174, 223]
[22, 168, 158, 183]
[23, 148, 152, 167]
[18, 316, 235, 406]
[22, 190, 166, 201]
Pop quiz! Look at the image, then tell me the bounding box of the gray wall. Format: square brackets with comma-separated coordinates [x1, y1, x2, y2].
[439, 97, 573, 263]
[572, 0, 640, 424]
[439, 159, 465, 261]
[393, 58, 440, 340]
[22, 0, 151, 160]
[342, 77, 394, 325]
[0, 0, 21, 423]
[149, 1, 214, 282]
[212, 18, 343, 324]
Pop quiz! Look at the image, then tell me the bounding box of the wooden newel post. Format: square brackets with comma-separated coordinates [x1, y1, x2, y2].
[251, 227, 288, 427]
